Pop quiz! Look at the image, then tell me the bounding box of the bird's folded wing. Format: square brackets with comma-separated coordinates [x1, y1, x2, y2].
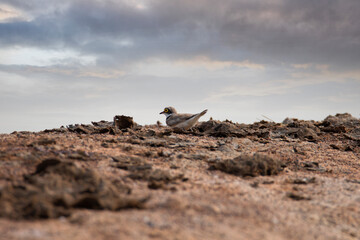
[166, 114, 195, 126]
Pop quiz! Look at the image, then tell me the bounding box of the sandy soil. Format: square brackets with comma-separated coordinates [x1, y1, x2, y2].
[0, 113, 359, 240]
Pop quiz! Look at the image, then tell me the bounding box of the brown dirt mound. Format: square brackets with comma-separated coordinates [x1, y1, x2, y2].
[209, 153, 284, 177]
[0, 159, 148, 219]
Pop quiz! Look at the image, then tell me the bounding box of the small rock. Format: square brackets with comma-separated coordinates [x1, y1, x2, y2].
[189, 154, 207, 160]
[282, 118, 298, 125]
[101, 143, 109, 148]
[67, 125, 91, 134]
[292, 177, 316, 184]
[296, 128, 318, 142]
[330, 144, 342, 150]
[36, 138, 57, 146]
[345, 128, 360, 141]
[92, 120, 113, 128]
[111, 156, 152, 171]
[144, 139, 167, 147]
[287, 192, 311, 201]
[262, 180, 274, 184]
[218, 145, 234, 153]
[128, 169, 185, 190]
[301, 162, 325, 172]
[114, 115, 135, 129]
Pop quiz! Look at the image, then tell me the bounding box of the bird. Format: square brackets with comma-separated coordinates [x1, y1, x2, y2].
[160, 106, 208, 130]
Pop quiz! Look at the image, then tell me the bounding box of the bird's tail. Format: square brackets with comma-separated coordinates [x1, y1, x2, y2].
[199, 109, 208, 117]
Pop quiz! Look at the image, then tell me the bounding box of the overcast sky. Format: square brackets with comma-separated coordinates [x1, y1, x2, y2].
[0, 0, 359, 133]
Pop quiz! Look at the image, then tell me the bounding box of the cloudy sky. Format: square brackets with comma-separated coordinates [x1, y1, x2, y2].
[0, 0, 359, 133]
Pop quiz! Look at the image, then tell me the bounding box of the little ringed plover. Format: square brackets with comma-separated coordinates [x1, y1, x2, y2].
[160, 106, 208, 130]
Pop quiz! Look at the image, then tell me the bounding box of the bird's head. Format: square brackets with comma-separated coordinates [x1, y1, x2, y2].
[160, 106, 177, 116]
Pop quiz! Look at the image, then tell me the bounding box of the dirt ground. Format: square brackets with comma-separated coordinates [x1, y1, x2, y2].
[0, 113, 359, 240]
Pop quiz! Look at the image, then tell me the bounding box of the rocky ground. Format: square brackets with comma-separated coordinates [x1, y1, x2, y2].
[0, 113, 359, 240]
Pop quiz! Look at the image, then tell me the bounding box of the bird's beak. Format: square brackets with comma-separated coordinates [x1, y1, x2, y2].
[160, 111, 164, 114]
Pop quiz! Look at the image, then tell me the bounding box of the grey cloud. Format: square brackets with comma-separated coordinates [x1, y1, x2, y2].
[217, 0, 360, 65]
[0, 19, 63, 47]
[0, 0, 359, 68]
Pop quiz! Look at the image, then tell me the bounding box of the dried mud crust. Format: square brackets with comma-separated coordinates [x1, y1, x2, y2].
[0, 113, 359, 240]
[0, 159, 148, 220]
[208, 153, 285, 177]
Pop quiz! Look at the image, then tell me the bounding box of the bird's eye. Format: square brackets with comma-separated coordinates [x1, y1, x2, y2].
[164, 108, 168, 113]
